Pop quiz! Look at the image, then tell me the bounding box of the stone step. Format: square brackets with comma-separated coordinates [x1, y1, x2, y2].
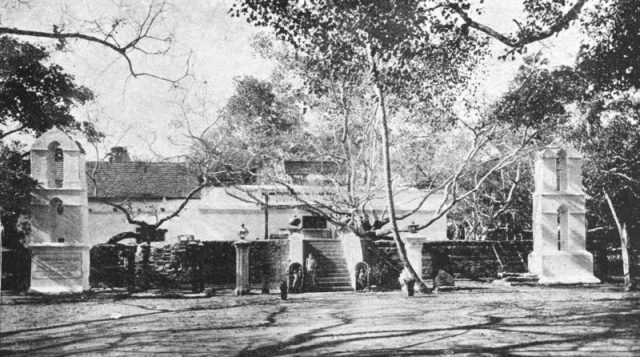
[311, 248, 344, 252]
[318, 268, 348, 273]
[318, 271, 349, 276]
[318, 274, 350, 279]
[316, 267, 348, 272]
[498, 272, 536, 279]
[317, 276, 351, 281]
[317, 275, 350, 280]
[503, 276, 538, 283]
[316, 283, 351, 288]
[316, 280, 351, 286]
[321, 271, 351, 276]
[317, 260, 347, 264]
[316, 260, 347, 265]
[493, 273, 539, 286]
[313, 286, 353, 292]
[306, 240, 351, 291]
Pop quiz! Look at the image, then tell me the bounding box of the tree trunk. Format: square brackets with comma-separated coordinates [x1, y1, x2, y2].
[619, 222, 634, 290]
[604, 191, 636, 291]
[368, 44, 428, 292]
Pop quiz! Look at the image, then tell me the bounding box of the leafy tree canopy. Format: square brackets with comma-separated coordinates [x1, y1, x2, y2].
[0, 36, 97, 140]
[1, 36, 101, 219]
[489, 0, 640, 248]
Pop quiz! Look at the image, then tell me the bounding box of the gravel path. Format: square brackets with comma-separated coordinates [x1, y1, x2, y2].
[1, 282, 638, 356]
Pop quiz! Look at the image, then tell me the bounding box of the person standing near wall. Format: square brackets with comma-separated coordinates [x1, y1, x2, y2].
[306, 253, 317, 291]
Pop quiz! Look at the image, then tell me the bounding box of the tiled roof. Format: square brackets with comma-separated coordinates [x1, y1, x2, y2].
[283, 160, 341, 176]
[86, 162, 201, 199]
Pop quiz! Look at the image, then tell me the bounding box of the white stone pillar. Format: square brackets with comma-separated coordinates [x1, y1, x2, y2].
[234, 240, 251, 296]
[528, 147, 600, 284]
[288, 232, 304, 265]
[404, 235, 426, 291]
[28, 128, 91, 294]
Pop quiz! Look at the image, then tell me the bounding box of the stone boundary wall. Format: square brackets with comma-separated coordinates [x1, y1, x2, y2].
[361, 240, 534, 285]
[84, 239, 637, 290]
[88, 240, 289, 289]
[249, 240, 289, 288]
[422, 241, 533, 279]
[90, 244, 134, 288]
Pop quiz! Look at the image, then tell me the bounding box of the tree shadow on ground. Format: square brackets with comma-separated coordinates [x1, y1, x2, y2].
[0, 305, 289, 356]
[0, 299, 283, 338]
[1, 293, 638, 356]
[236, 305, 640, 356]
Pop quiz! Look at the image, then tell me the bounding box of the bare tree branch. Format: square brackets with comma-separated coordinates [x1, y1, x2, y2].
[0, 1, 191, 84]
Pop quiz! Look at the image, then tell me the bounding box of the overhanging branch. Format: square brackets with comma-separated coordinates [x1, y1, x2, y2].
[448, 0, 588, 49]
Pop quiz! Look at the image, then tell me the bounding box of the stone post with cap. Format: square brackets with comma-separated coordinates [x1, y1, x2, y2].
[234, 224, 251, 296]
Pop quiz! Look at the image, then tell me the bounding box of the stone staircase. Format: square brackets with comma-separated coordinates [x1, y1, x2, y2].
[493, 242, 528, 273]
[494, 272, 539, 286]
[305, 240, 352, 291]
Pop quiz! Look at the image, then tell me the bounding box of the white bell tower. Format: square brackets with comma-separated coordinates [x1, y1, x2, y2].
[28, 128, 90, 293]
[528, 146, 600, 284]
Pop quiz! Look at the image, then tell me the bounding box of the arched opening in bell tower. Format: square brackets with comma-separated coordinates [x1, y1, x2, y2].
[47, 141, 64, 188]
[555, 149, 567, 191]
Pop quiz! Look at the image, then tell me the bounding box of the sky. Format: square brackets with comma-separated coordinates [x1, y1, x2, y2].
[2, 0, 583, 160]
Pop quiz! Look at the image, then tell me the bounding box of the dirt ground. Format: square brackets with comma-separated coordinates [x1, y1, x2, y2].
[0, 282, 639, 356]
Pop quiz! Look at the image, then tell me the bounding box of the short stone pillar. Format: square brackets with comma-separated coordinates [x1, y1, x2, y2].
[404, 235, 426, 291]
[234, 240, 251, 296]
[528, 146, 600, 284]
[28, 128, 90, 294]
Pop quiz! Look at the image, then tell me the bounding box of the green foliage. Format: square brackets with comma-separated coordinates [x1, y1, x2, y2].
[578, 0, 640, 92]
[190, 74, 312, 184]
[233, 1, 486, 99]
[577, 95, 640, 240]
[221, 76, 305, 162]
[450, 162, 534, 239]
[491, 60, 588, 132]
[224, 76, 297, 135]
[489, 0, 640, 256]
[0, 36, 101, 239]
[0, 36, 94, 138]
[0, 142, 37, 215]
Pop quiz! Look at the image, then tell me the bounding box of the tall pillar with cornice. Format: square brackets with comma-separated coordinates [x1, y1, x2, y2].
[28, 128, 90, 294]
[528, 146, 600, 284]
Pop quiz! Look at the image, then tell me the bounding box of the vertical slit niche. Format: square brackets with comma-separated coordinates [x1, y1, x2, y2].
[556, 149, 567, 191]
[557, 205, 568, 251]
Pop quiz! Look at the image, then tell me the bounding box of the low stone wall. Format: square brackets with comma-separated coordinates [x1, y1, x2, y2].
[591, 246, 640, 281]
[362, 240, 534, 285]
[249, 240, 289, 288]
[89, 240, 290, 289]
[422, 241, 532, 279]
[86, 238, 636, 290]
[201, 242, 236, 285]
[90, 244, 134, 288]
